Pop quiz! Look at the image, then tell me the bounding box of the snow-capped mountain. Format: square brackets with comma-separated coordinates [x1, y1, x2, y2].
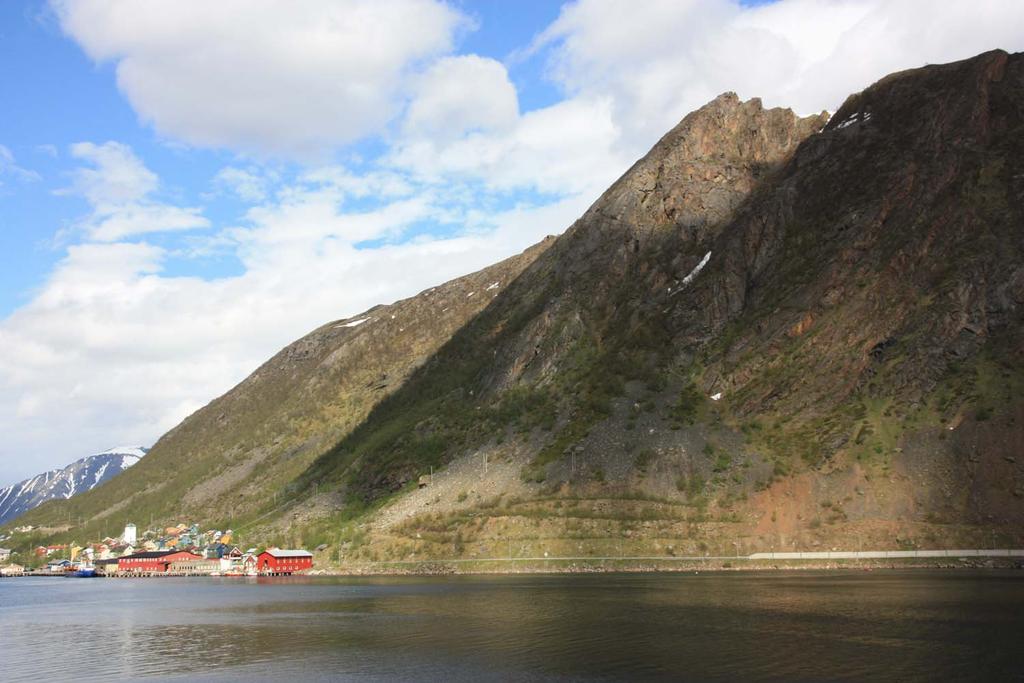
[0, 447, 148, 525]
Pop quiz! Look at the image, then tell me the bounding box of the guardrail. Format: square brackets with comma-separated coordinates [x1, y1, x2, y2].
[357, 549, 1024, 566]
[745, 549, 1024, 560]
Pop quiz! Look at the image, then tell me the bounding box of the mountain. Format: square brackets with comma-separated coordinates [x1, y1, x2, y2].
[4, 245, 550, 534]
[10, 50, 1024, 561]
[0, 447, 147, 525]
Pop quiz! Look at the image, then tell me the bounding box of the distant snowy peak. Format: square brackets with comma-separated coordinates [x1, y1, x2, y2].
[97, 446, 148, 458]
[0, 447, 149, 525]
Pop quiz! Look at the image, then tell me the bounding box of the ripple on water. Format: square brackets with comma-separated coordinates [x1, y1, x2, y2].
[1, 571, 1022, 681]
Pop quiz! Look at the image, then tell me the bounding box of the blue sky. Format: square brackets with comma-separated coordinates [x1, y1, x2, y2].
[1, 0, 1022, 484]
[0, 1, 563, 317]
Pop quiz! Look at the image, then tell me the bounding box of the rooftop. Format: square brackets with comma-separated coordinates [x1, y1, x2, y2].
[121, 550, 199, 559]
[262, 549, 313, 558]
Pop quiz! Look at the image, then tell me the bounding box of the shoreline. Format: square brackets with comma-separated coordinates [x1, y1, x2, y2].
[314, 558, 1024, 576]
[4, 561, 1020, 579]
[6, 554, 1023, 580]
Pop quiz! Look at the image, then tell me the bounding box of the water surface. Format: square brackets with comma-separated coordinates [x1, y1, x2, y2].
[1, 570, 1021, 681]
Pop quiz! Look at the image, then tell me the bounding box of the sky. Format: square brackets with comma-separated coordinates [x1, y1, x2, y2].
[0, 0, 1022, 485]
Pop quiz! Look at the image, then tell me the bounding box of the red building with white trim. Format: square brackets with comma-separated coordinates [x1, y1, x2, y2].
[117, 550, 202, 573]
[256, 549, 313, 575]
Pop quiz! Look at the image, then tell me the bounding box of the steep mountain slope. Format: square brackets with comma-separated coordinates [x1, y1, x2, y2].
[8, 243, 550, 536]
[0, 447, 147, 525]
[290, 49, 1024, 560]
[298, 91, 828, 495]
[11, 50, 1024, 562]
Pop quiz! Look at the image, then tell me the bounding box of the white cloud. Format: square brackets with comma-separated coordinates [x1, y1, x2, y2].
[391, 0, 1024, 202]
[67, 141, 156, 205]
[535, 0, 1024, 154]
[63, 141, 209, 241]
[298, 166, 414, 200]
[0, 144, 42, 185]
[237, 186, 438, 249]
[404, 55, 519, 140]
[213, 166, 278, 203]
[87, 203, 209, 243]
[0, 168, 580, 482]
[51, 0, 469, 157]
[390, 65, 626, 197]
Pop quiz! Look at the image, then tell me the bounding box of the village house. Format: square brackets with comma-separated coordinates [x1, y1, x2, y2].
[168, 556, 221, 575]
[256, 549, 313, 575]
[94, 558, 119, 574]
[46, 559, 71, 572]
[0, 563, 24, 576]
[242, 553, 258, 574]
[218, 547, 244, 572]
[118, 550, 202, 574]
[0, 548, 11, 563]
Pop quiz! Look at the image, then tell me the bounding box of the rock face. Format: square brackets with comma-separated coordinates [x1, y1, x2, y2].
[12, 50, 1024, 559]
[0, 447, 146, 525]
[592, 92, 826, 241]
[302, 49, 1024, 556]
[694, 48, 1024, 430]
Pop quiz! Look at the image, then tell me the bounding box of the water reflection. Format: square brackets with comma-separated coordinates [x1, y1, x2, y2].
[1, 571, 1022, 681]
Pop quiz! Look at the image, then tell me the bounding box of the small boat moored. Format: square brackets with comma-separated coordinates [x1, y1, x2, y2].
[69, 566, 97, 578]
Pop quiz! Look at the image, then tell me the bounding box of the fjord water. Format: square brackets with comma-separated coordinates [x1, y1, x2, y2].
[1, 571, 1022, 681]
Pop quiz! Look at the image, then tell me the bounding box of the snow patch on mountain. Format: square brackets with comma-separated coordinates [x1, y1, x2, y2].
[0, 446, 148, 525]
[98, 446, 148, 458]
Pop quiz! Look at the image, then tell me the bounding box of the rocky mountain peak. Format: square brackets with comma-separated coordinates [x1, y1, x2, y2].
[825, 49, 1012, 147]
[580, 93, 828, 244]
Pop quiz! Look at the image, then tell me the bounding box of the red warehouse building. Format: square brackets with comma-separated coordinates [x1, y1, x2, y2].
[256, 549, 313, 575]
[118, 550, 202, 573]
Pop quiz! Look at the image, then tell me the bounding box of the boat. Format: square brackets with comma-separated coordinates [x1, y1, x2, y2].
[69, 565, 97, 577]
